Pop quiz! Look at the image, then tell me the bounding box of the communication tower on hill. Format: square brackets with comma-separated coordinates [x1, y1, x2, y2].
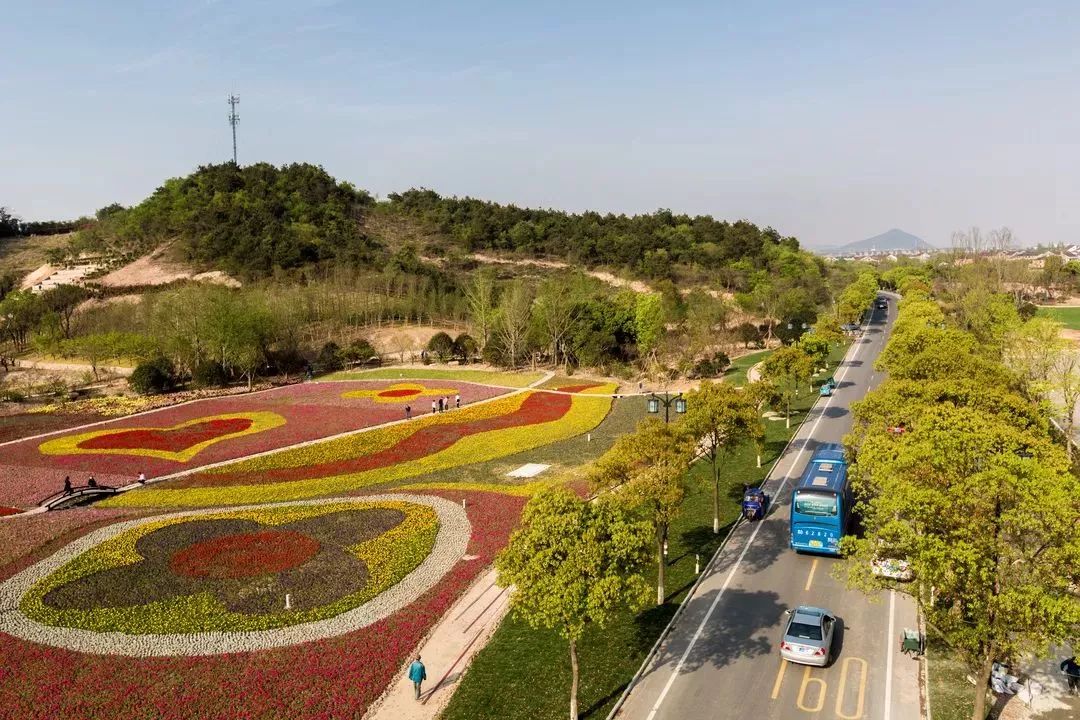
[227, 95, 240, 165]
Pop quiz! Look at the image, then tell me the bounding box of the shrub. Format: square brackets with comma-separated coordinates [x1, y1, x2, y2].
[341, 338, 379, 367]
[453, 334, 478, 363]
[193, 360, 230, 388]
[315, 342, 343, 374]
[129, 358, 176, 395]
[736, 322, 762, 348]
[690, 352, 731, 379]
[427, 332, 455, 362]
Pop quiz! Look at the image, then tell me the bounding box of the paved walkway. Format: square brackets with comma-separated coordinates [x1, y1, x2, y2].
[364, 568, 510, 720]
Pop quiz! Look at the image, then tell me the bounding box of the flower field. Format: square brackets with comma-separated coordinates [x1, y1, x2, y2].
[0, 370, 632, 719]
[0, 489, 525, 720]
[322, 367, 545, 387]
[0, 380, 508, 509]
[102, 390, 613, 508]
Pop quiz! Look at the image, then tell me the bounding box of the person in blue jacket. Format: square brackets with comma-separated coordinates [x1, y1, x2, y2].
[408, 656, 427, 700]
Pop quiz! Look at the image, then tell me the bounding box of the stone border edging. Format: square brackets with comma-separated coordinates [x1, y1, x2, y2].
[0, 493, 470, 656]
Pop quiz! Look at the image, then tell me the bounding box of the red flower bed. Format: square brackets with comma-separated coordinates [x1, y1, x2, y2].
[170, 530, 321, 579]
[0, 490, 526, 720]
[0, 381, 509, 508]
[182, 391, 573, 488]
[378, 388, 422, 398]
[0, 507, 21, 517]
[80, 418, 254, 453]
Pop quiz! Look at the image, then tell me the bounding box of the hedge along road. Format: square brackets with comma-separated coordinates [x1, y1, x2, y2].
[616, 297, 923, 720]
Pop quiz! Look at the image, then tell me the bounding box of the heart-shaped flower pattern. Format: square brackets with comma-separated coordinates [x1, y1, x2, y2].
[38, 411, 286, 462]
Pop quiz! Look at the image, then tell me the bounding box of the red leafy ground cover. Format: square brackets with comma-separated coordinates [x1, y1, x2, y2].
[180, 391, 572, 488]
[0, 490, 526, 720]
[170, 530, 321, 579]
[0, 506, 21, 517]
[80, 418, 254, 453]
[0, 381, 508, 508]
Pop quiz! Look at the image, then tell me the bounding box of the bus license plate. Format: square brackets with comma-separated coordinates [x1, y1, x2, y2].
[809, 540, 823, 548]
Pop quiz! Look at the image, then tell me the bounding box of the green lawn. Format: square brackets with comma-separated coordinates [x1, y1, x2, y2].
[926, 628, 991, 720]
[1037, 306, 1080, 331]
[442, 344, 849, 720]
[320, 367, 545, 388]
[723, 348, 773, 387]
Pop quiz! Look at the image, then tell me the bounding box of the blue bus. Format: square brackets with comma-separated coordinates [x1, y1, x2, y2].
[789, 443, 852, 555]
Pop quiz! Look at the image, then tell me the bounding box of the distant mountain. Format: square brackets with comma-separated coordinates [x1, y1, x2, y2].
[816, 229, 935, 255]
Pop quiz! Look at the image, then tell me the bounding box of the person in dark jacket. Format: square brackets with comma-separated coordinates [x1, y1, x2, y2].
[1062, 656, 1080, 694]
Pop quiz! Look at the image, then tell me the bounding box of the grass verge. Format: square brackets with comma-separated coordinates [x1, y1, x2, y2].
[441, 343, 849, 720]
[723, 348, 772, 387]
[1037, 306, 1080, 331]
[926, 627, 988, 720]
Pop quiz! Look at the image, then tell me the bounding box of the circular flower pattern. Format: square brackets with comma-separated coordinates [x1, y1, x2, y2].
[340, 382, 459, 404]
[0, 494, 470, 656]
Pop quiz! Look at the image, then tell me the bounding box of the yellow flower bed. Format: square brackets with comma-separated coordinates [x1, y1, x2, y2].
[104, 393, 612, 508]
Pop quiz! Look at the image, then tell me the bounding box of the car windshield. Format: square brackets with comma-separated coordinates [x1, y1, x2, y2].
[787, 620, 822, 641]
[794, 491, 837, 517]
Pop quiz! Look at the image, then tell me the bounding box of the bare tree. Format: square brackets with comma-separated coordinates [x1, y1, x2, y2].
[1051, 349, 1080, 442]
[496, 280, 532, 367]
[463, 268, 497, 352]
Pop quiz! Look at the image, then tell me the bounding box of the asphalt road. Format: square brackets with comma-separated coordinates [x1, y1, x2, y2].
[617, 296, 923, 720]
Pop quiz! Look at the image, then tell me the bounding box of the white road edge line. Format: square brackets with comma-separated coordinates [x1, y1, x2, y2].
[643, 329, 869, 720]
[885, 588, 896, 720]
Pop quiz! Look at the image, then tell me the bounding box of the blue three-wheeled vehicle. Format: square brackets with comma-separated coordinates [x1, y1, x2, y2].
[741, 486, 770, 521]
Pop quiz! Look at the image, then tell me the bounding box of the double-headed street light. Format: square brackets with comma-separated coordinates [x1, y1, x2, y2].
[647, 391, 687, 423]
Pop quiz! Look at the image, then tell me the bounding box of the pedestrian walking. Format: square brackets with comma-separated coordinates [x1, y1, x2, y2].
[1062, 656, 1080, 694]
[137, 471, 147, 484]
[431, 399, 437, 414]
[408, 656, 427, 700]
[87, 475, 97, 488]
[455, 393, 461, 409]
[438, 397, 444, 413]
[62, 476, 72, 494]
[405, 404, 412, 420]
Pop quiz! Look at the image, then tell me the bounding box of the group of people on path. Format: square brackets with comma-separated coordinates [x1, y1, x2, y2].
[404, 394, 461, 421]
[61, 471, 147, 495]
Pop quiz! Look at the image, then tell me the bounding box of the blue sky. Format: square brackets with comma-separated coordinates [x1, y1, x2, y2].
[3, 0, 1079, 248]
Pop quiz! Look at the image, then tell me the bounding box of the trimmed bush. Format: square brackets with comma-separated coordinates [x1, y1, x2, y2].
[192, 360, 230, 388]
[427, 332, 455, 362]
[453, 334, 478, 363]
[128, 358, 176, 395]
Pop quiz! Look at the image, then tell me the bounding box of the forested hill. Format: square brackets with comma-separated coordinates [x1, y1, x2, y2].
[384, 189, 799, 282]
[65, 163, 805, 288]
[75, 163, 379, 278]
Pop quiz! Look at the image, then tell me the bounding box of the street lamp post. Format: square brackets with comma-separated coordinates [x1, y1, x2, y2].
[647, 391, 687, 423]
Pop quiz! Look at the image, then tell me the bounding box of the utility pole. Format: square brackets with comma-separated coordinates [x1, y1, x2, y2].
[227, 95, 240, 165]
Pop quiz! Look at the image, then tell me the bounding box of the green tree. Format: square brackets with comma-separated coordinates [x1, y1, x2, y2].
[0, 290, 44, 349]
[634, 292, 665, 361]
[798, 335, 831, 372]
[495, 488, 652, 720]
[759, 345, 813, 428]
[590, 419, 693, 605]
[534, 276, 585, 368]
[681, 381, 765, 533]
[845, 405, 1080, 720]
[40, 284, 89, 339]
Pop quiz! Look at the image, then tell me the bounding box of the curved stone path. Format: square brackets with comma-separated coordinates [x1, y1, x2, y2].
[0, 494, 470, 656]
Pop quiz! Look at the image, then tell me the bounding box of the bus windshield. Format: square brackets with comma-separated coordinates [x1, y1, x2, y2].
[793, 491, 838, 517]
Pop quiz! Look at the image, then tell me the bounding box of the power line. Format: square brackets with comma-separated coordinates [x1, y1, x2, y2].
[227, 95, 240, 165]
